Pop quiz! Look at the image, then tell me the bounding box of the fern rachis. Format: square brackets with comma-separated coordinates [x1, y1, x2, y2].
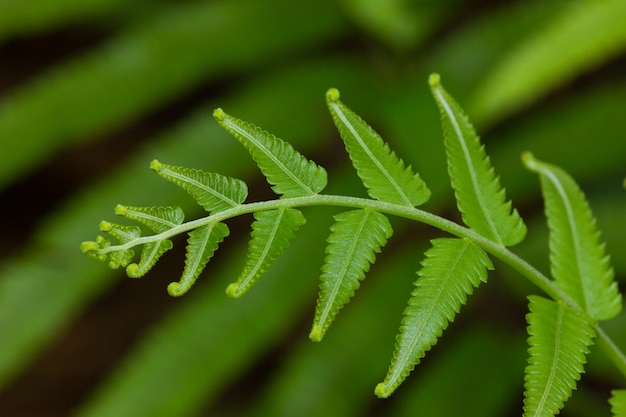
[81, 74, 625, 416]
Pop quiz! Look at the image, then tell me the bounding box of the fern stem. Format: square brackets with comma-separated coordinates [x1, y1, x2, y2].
[94, 194, 566, 302]
[92, 193, 626, 378]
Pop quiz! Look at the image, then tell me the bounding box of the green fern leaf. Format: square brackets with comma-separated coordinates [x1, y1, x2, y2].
[429, 74, 526, 246]
[226, 208, 306, 298]
[376, 237, 492, 398]
[150, 160, 248, 213]
[610, 390, 626, 417]
[325, 88, 430, 206]
[213, 108, 327, 198]
[310, 209, 392, 342]
[523, 295, 596, 417]
[114, 205, 184, 233]
[126, 240, 174, 278]
[523, 152, 622, 321]
[168, 222, 230, 297]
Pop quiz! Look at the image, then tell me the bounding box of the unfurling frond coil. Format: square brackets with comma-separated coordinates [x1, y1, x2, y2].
[213, 108, 327, 198]
[523, 296, 596, 417]
[376, 238, 492, 398]
[227, 208, 306, 298]
[310, 209, 392, 342]
[151, 160, 247, 213]
[429, 74, 526, 246]
[326, 88, 430, 207]
[168, 222, 230, 297]
[523, 152, 621, 321]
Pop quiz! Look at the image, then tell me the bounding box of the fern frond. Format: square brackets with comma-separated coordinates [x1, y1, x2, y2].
[150, 160, 248, 214]
[114, 205, 184, 233]
[523, 295, 596, 417]
[168, 223, 230, 297]
[325, 88, 430, 207]
[610, 390, 626, 417]
[310, 209, 392, 342]
[376, 237, 492, 397]
[226, 208, 306, 298]
[213, 108, 327, 198]
[523, 152, 622, 321]
[429, 74, 526, 246]
[126, 240, 174, 278]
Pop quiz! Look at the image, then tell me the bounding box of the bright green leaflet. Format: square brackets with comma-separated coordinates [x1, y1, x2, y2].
[227, 208, 306, 298]
[523, 152, 622, 321]
[376, 237, 492, 398]
[523, 296, 596, 417]
[326, 88, 430, 207]
[311, 208, 393, 342]
[429, 73, 526, 246]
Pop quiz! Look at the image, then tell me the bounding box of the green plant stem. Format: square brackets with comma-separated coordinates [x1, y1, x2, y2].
[92, 193, 626, 378]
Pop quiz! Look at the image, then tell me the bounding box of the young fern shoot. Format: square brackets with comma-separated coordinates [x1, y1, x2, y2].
[81, 74, 625, 416]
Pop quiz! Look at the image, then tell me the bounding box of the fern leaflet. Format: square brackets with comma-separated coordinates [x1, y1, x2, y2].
[226, 208, 306, 298]
[310, 209, 392, 342]
[429, 74, 526, 246]
[523, 295, 596, 417]
[150, 160, 247, 213]
[326, 88, 430, 207]
[168, 222, 230, 297]
[523, 152, 622, 321]
[213, 108, 327, 198]
[610, 390, 626, 417]
[114, 205, 184, 233]
[376, 237, 492, 398]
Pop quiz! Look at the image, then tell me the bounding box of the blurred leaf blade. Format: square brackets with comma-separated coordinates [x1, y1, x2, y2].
[471, 0, 626, 125]
[0, 0, 345, 190]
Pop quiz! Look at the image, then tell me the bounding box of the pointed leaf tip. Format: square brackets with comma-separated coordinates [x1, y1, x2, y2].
[309, 325, 323, 342]
[150, 159, 161, 171]
[225, 283, 240, 298]
[326, 87, 340, 102]
[375, 383, 388, 398]
[213, 107, 225, 121]
[428, 73, 440, 87]
[167, 282, 183, 297]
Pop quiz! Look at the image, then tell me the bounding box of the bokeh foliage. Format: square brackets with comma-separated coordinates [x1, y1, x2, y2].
[0, 0, 625, 415]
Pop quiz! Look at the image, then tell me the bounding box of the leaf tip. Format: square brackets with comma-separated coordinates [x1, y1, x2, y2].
[326, 87, 340, 102]
[80, 241, 99, 254]
[428, 73, 441, 88]
[375, 383, 389, 398]
[114, 204, 127, 215]
[225, 283, 241, 298]
[521, 151, 538, 171]
[150, 159, 162, 172]
[213, 107, 226, 121]
[99, 220, 112, 232]
[167, 282, 186, 297]
[309, 325, 323, 342]
[126, 263, 140, 278]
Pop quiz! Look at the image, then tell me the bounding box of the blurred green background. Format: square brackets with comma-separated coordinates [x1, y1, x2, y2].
[0, 0, 625, 416]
